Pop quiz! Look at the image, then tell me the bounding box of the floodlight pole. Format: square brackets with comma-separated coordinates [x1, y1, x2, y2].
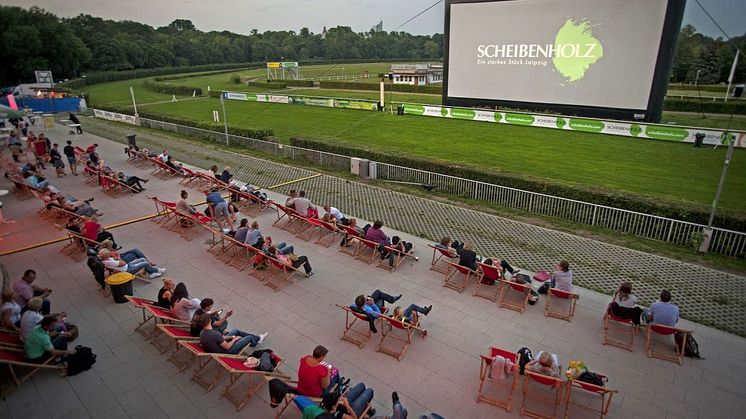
[220, 93, 229, 146]
[129, 86, 138, 117]
[701, 133, 737, 252]
[724, 49, 740, 103]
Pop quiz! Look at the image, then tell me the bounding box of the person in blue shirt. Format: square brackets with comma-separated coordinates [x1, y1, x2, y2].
[351, 291, 401, 334]
[205, 187, 234, 231]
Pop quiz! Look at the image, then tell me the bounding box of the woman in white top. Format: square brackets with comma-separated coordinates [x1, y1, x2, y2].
[609, 282, 643, 325]
[1, 289, 22, 331]
[170, 282, 201, 321]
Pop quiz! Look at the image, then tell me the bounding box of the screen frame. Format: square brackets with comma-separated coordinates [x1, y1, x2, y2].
[442, 0, 686, 122]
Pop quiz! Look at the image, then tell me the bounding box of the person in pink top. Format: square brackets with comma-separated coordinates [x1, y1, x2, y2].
[364, 220, 389, 246]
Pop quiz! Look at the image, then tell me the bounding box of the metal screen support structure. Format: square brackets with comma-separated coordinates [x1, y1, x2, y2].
[220, 94, 229, 146]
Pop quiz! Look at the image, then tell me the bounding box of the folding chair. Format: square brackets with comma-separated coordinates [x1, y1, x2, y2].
[0, 330, 22, 349]
[336, 304, 377, 348]
[378, 244, 417, 273]
[150, 324, 198, 354]
[83, 166, 101, 186]
[297, 217, 324, 242]
[272, 204, 304, 233]
[0, 348, 66, 387]
[498, 279, 532, 313]
[204, 225, 230, 258]
[59, 231, 91, 262]
[215, 353, 290, 411]
[179, 166, 198, 186]
[339, 225, 362, 256]
[263, 257, 308, 292]
[602, 306, 639, 351]
[477, 346, 519, 412]
[474, 261, 503, 302]
[376, 315, 427, 361]
[544, 288, 579, 321]
[443, 261, 476, 293]
[150, 197, 177, 226]
[124, 295, 158, 337]
[564, 379, 617, 419]
[646, 324, 690, 365]
[314, 219, 340, 247]
[172, 208, 211, 241]
[273, 389, 322, 419]
[9, 178, 32, 200]
[355, 238, 380, 264]
[520, 371, 564, 419]
[168, 340, 214, 374]
[142, 304, 191, 341]
[428, 244, 458, 274]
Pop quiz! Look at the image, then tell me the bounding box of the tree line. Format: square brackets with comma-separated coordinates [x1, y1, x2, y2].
[0, 6, 743, 87]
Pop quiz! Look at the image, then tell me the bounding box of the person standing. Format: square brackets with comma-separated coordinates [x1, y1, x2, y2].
[63, 140, 78, 175]
[68, 113, 83, 134]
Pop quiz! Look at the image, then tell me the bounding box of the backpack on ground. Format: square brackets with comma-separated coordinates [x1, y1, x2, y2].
[675, 332, 703, 359]
[537, 282, 550, 295]
[517, 347, 532, 375]
[577, 371, 607, 387]
[66, 345, 97, 376]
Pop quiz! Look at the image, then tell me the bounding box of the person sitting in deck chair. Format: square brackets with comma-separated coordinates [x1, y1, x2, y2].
[274, 249, 314, 277]
[297, 345, 349, 398]
[170, 282, 200, 321]
[198, 312, 267, 355]
[190, 298, 232, 336]
[296, 383, 376, 419]
[434, 236, 463, 256]
[380, 236, 417, 267]
[157, 278, 176, 309]
[322, 213, 342, 231]
[285, 189, 298, 208]
[24, 315, 73, 363]
[293, 190, 317, 218]
[391, 303, 432, 326]
[323, 204, 348, 226]
[116, 171, 148, 192]
[609, 282, 644, 326]
[244, 221, 265, 250]
[525, 351, 561, 378]
[99, 249, 165, 279]
[263, 236, 295, 256]
[458, 241, 479, 271]
[340, 218, 364, 247]
[352, 292, 401, 333]
[176, 190, 199, 216]
[45, 192, 102, 217]
[642, 289, 679, 326]
[165, 155, 184, 174]
[82, 217, 119, 249]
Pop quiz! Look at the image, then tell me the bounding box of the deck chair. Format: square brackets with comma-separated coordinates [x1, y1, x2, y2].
[83, 166, 100, 186]
[273, 204, 305, 233]
[428, 244, 458, 274]
[150, 197, 177, 226]
[150, 324, 198, 354]
[170, 208, 211, 241]
[378, 244, 417, 273]
[376, 314, 427, 361]
[205, 225, 230, 258]
[297, 217, 324, 242]
[216, 353, 290, 411]
[233, 188, 272, 217]
[339, 225, 362, 256]
[603, 306, 640, 351]
[179, 166, 198, 186]
[544, 288, 578, 321]
[474, 261, 503, 302]
[443, 261, 476, 293]
[564, 378, 617, 419]
[646, 324, 690, 365]
[0, 348, 66, 387]
[314, 219, 340, 247]
[498, 279, 532, 313]
[354, 238, 380, 264]
[125, 295, 158, 337]
[477, 346, 519, 412]
[168, 340, 214, 374]
[520, 371, 565, 419]
[336, 304, 378, 348]
[0, 330, 22, 349]
[9, 178, 32, 200]
[59, 231, 92, 262]
[263, 257, 308, 292]
[142, 304, 191, 341]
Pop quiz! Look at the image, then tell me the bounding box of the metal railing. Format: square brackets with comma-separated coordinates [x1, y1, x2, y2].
[120, 114, 746, 258]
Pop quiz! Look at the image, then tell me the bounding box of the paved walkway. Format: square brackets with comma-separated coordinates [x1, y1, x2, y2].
[84, 117, 746, 337]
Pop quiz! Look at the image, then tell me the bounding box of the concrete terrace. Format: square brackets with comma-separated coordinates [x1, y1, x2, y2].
[0, 121, 743, 419]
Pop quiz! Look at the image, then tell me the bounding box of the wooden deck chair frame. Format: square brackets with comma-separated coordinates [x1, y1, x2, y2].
[216, 353, 290, 411]
[205, 225, 230, 257]
[443, 261, 476, 293]
[124, 295, 158, 337]
[143, 304, 191, 341]
[0, 348, 66, 387]
[428, 244, 458, 274]
[150, 198, 177, 226]
[646, 324, 689, 365]
[602, 307, 640, 352]
[263, 257, 307, 292]
[336, 305, 375, 348]
[60, 231, 100, 262]
[9, 178, 32, 200]
[179, 166, 198, 186]
[498, 279, 532, 313]
[296, 217, 322, 242]
[272, 204, 305, 233]
[0, 330, 23, 349]
[83, 166, 101, 186]
[376, 315, 426, 361]
[339, 225, 362, 256]
[170, 207, 210, 241]
[314, 219, 340, 247]
[377, 244, 417, 273]
[168, 340, 213, 374]
[520, 371, 565, 419]
[564, 379, 617, 419]
[544, 288, 579, 321]
[99, 174, 137, 197]
[474, 262, 503, 302]
[150, 324, 198, 354]
[232, 188, 272, 217]
[48, 206, 87, 230]
[354, 238, 380, 264]
[477, 346, 519, 412]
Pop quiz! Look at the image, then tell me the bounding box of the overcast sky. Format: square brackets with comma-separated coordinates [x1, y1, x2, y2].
[3, 0, 744, 39]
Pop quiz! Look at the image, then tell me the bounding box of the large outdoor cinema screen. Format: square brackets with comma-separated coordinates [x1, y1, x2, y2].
[443, 0, 686, 122]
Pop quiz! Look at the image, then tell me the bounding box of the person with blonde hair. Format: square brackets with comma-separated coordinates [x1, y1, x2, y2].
[458, 241, 479, 270]
[525, 351, 560, 378]
[1, 288, 22, 331]
[391, 303, 432, 326]
[157, 278, 176, 308]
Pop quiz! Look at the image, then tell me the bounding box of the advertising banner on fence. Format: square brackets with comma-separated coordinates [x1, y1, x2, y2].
[93, 109, 138, 125]
[224, 92, 377, 112]
[400, 104, 746, 147]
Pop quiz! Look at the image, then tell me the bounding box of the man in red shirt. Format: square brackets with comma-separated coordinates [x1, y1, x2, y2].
[297, 345, 345, 398]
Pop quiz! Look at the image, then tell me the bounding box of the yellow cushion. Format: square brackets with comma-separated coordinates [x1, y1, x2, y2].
[105, 272, 134, 285]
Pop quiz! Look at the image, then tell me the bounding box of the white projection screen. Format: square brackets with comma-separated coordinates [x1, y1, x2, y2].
[443, 0, 686, 122]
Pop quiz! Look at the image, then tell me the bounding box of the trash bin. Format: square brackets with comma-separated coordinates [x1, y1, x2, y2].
[127, 134, 137, 148]
[397, 105, 404, 115]
[735, 84, 745, 98]
[105, 272, 135, 303]
[43, 114, 55, 129]
[694, 132, 705, 148]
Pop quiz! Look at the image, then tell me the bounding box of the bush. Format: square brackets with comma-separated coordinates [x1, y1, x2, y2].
[277, 79, 315, 87]
[230, 74, 242, 84]
[289, 136, 746, 231]
[247, 81, 287, 89]
[662, 98, 746, 115]
[319, 81, 441, 94]
[143, 79, 202, 96]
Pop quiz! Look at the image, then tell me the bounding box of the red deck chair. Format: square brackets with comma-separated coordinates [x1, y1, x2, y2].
[428, 244, 458, 274]
[125, 295, 158, 337]
[225, 239, 260, 271]
[272, 204, 304, 233]
[646, 324, 690, 365]
[168, 340, 213, 374]
[59, 230, 90, 262]
[297, 217, 324, 242]
[354, 238, 380, 264]
[215, 353, 290, 411]
[376, 315, 427, 361]
[168, 207, 211, 241]
[544, 288, 579, 321]
[233, 188, 272, 217]
[336, 304, 379, 348]
[564, 378, 617, 419]
[602, 306, 640, 351]
[498, 279, 532, 313]
[378, 244, 417, 273]
[205, 225, 230, 258]
[150, 197, 177, 225]
[314, 219, 340, 247]
[477, 346, 519, 412]
[443, 261, 476, 293]
[339, 225, 362, 256]
[474, 261, 503, 302]
[150, 324, 198, 354]
[520, 371, 565, 419]
[9, 178, 32, 200]
[83, 166, 101, 186]
[179, 166, 198, 186]
[0, 348, 65, 387]
[0, 330, 22, 349]
[142, 304, 191, 341]
[262, 257, 308, 292]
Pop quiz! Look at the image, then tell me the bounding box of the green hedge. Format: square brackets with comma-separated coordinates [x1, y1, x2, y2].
[277, 79, 315, 87]
[247, 81, 287, 89]
[662, 98, 746, 115]
[669, 84, 727, 93]
[142, 79, 203, 96]
[94, 104, 273, 140]
[319, 81, 441, 94]
[289, 136, 746, 231]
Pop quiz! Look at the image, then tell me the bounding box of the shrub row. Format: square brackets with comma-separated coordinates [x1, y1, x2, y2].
[289, 136, 746, 231]
[277, 79, 315, 87]
[247, 81, 287, 89]
[153, 67, 259, 82]
[669, 84, 728, 93]
[94, 104, 273, 140]
[142, 79, 203, 96]
[662, 98, 746, 115]
[319, 81, 442, 94]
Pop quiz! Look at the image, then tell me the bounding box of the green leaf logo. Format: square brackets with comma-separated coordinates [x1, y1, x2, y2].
[553, 19, 604, 83]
